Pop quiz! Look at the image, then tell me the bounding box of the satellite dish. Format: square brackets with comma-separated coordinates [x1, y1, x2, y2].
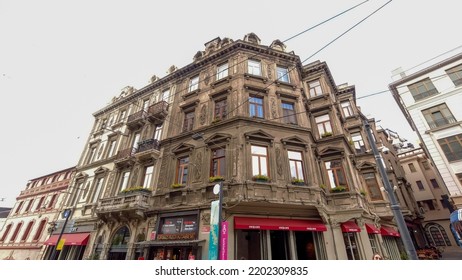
[213, 184, 221, 195]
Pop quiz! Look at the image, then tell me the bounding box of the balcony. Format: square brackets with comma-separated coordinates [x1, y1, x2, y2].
[126, 110, 146, 130]
[96, 192, 151, 222]
[147, 101, 169, 124]
[114, 147, 136, 168]
[135, 138, 161, 161]
[427, 116, 457, 129]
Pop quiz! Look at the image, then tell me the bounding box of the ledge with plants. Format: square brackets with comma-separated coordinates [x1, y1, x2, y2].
[171, 183, 186, 189]
[321, 131, 333, 138]
[209, 176, 225, 183]
[252, 174, 270, 182]
[291, 178, 305, 186]
[119, 186, 152, 195]
[330, 185, 347, 193]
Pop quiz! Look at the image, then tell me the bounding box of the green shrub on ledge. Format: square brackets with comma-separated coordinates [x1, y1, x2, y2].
[171, 183, 185, 188]
[209, 176, 224, 183]
[331, 185, 347, 193]
[252, 174, 270, 182]
[291, 178, 305, 185]
[119, 186, 152, 194]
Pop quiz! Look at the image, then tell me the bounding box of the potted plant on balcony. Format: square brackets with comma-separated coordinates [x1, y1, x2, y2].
[291, 178, 305, 186]
[360, 190, 367, 196]
[331, 185, 347, 193]
[119, 186, 152, 195]
[211, 117, 222, 124]
[252, 174, 270, 182]
[209, 176, 225, 183]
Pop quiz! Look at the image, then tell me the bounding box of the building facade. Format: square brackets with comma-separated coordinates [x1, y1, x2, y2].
[398, 147, 456, 248]
[62, 33, 421, 260]
[389, 53, 462, 208]
[0, 167, 75, 260]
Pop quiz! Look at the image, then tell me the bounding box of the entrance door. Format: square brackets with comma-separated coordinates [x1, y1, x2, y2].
[270, 231, 290, 260]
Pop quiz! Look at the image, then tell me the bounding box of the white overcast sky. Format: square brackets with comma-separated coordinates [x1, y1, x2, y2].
[1, 0, 461, 208]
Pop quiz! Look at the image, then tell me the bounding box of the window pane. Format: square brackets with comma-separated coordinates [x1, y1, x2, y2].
[252, 156, 260, 175]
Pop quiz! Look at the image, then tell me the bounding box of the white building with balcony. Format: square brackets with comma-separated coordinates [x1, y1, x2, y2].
[389, 52, 462, 208]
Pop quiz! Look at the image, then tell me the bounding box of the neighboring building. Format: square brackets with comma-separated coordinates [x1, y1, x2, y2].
[0, 208, 12, 232]
[398, 147, 456, 248]
[62, 33, 419, 260]
[389, 53, 462, 208]
[0, 167, 75, 260]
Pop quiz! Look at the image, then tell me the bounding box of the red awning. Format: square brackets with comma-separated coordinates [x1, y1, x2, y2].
[44, 233, 90, 246]
[365, 223, 380, 234]
[380, 226, 400, 237]
[341, 221, 361, 233]
[234, 217, 327, 231]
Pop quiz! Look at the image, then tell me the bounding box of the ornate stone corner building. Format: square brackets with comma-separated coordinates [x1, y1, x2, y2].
[56, 33, 421, 260]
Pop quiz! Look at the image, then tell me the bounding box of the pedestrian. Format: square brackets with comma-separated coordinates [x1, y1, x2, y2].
[372, 253, 383, 260]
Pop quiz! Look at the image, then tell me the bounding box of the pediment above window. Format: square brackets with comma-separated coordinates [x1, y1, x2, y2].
[356, 161, 376, 171]
[171, 143, 195, 155]
[74, 172, 88, 180]
[204, 133, 232, 147]
[94, 167, 109, 174]
[281, 136, 308, 148]
[245, 130, 274, 143]
[317, 146, 344, 156]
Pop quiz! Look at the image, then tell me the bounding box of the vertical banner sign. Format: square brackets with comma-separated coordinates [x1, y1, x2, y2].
[208, 200, 219, 260]
[56, 239, 66, 251]
[220, 221, 228, 260]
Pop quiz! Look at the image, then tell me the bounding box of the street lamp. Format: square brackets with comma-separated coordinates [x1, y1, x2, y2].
[363, 119, 418, 260]
[50, 208, 72, 260]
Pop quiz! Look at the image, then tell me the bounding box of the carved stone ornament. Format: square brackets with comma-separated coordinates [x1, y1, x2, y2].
[271, 98, 277, 119]
[204, 71, 211, 86]
[194, 151, 203, 180]
[200, 104, 207, 125]
[276, 147, 283, 176]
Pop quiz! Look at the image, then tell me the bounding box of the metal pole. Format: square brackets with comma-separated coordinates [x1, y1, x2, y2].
[217, 181, 223, 260]
[363, 120, 418, 260]
[50, 209, 71, 260]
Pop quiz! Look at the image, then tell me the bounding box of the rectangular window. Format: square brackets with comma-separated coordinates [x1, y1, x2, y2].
[143, 165, 154, 187]
[107, 139, 117, 158]
[14, 201, 23, 215]
[249, 96, 264, 118]
[282, 102, 297, 124]
[408, 163, 417, 172]
[457, 173, 462, 185]
[325, 160, 348, 189]
[162, 89, 171, 103]
[446, 64, 462, 86]
[35, 197, 44, 211]
[276, 66, 290, 83]
[288, 151, 304, 182]
[408, 78, 438, 101]
[343, 232, 360, 260]
[118, 110, 127, 123]
[422, 103, 456, 129]
[154, 124, 163, 141]
[315, 114, 332, 136]
[176, 157, 189, 184]
[416, 180, 424, 190]
[423, 199, 436, 211]
[363, 173, 383, 201]
[189, 75, 199, 92]
[119, 171, 130, 192]
[183, 111, 195, 132]
[87, 146, 97, 164]
[132, 132, 141, 150]
[308, 80, 323, 98]
[142, 99, 150, 112]
[351, 132, 366, 153]
[251, 145, 268, 176]
[430, 179, 440, 189]
[341, 101, 354, 117]
[248, 60, 261, 76]
[92, 177, 104, 203]
[211, 148, 226, 177]
[217, 63, 228, 80]
[214, 99, 227, 120]
[438, 134, 462, 162]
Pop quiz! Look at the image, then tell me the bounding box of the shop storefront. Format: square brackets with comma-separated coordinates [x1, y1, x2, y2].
[233, 216, 327, 260]
[43, 232, 90, 260]
[139, 211, 203, 260]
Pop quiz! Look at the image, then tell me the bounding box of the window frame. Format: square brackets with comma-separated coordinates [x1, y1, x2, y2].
[362, 172, 383, 201]
[247, 59, 262, 76]
[438, 134, 462, 162]
[281, 101, 297, 125]
[288, 150, 305, 182]
[308, 80, 323, 98]
[183, 110, 196, 132]
[324, 159, 349, 190]
[176, 156, 190, 185]
[214, 99, 228, 120]
[276, 66, 290, 83]
[446, 64, 462, 86]
[251, 145, 269, 177]
[341, 101, 354, 117]
[189, 75, 200, 92]
[210, 148, 226, 177]
[315, 114, 333, 136]
[408, 78, 438, 101]
[249, 96, 264, 118]
[216, 62, 228, 80]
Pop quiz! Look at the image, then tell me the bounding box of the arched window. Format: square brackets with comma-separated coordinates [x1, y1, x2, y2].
[425, 223, 451, 246]
[32, 219, 47, 241]
[9, 222, 23, 242]
[21, 221, 34, 242]
[111, 226, 130, 245]
[0, 224, 12, 242]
